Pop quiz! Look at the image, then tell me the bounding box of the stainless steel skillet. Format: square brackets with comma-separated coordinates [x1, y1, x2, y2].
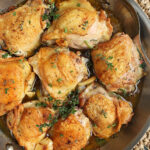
[0, 0, 150, 150]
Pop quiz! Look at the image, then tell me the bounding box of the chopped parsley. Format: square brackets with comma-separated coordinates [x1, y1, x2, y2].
[64, 27, 68, 33]
[35, 102, 47, 108]
[20, 23, 23, 31]
[118, 88, 128, 97]
[53, 100, 62, 110]
[47, 96, 53, 101]
[52, 13, 60, 20]
[11, 79, 15, 84]
[107, 56, 113, 60]
[2, 53, 9, 58]
[42, 14, 49, 21]
[12, 12, 16, 16]
[83, 21, 88, 26]
[36, 90, 79, 132]
[82, 21, 88, 30]
[36, 116, 58, 132]
[48, 83, 52, 87]
[57, 78, 62, 82]
[93, 123, 97, 127]
[60, 133, 64, 137]
[84, 40, 93, 49]
[52, 64, 57, 68]
[96, 138, 106, 146]
[109, 92, 122, 99]
[55, 49, 59, 53]
[76, 3, 81, 7]
[46, 22, 51, 28]
[101, 109, 107, 118]
[139, 62, 146, 69]
[58, 91, 61, 94]
[19, 59, 23, 63]
[28, 20, 31, 24]
[107, 122, 117, 128]
[42, 2, 60, 23]
[137, 48, 146, 69]
[5, 88, 9, 94]
[96, 54, 114, 70]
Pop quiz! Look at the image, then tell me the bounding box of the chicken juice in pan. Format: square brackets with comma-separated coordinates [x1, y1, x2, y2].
[0, 0, 146, 150]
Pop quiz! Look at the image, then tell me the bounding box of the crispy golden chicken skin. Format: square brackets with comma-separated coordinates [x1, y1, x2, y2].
[0, 0, 47, 57]
[29, 47, 88, 100]
[92, 33, 143, 93]
[7, 101, 55, 150]
[35, 137, 53, 150]
[0, 51, 35, 116]
[42, 0, 113, 49]
[80, 83, 133, 138]
[50, 109, 92, 150]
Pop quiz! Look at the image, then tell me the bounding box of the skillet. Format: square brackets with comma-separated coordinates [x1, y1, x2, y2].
[0, 0, 149, 150]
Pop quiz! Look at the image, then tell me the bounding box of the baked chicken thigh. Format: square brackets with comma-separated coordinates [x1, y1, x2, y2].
[29, 47, 88, 100]
[42, 0, 113, 49]
[80, 83, 133, 138]
[50, 109, 92, 150]
[0, 0, 47, 57]
[92, 33, 143, 93]
[0, 51, 35, 116]
[7, 101, 55, 150]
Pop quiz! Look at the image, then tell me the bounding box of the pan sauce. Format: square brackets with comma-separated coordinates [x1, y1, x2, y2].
[0, 0, 145, 149]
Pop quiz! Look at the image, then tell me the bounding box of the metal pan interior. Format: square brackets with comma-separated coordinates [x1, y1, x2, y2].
[0, 0, 149, 150]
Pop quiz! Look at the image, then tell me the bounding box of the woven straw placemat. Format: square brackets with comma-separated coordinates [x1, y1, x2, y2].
[133, 1, 150, 149]
[135, 0, 150, 18]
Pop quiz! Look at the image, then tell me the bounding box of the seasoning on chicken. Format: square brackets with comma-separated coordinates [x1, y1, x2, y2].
[80, 83, 133, 138]
[0, 50, 35, 116]
[29, 47, 88, 100]
[50, 109, 92, 150]
[92, 33, 143, 93]
[0, 0, 47, 57]
[7, 101, 55, 150]
[42, 0, 113, 49]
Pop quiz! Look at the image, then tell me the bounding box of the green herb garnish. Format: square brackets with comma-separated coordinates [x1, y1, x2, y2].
[35, 102, 47, 108]
[48, 83, 52, 87]
[52, 64, 57, 68]
[84, 40, 93, 49]
[139, 62, 146, 69]
[58, 91, 61, 94]
[57, 78, 62, 82]
[47, 96, 53, 101]
[118, 88, 128, 97]
[96, 54, 114, 70]
[36, 90, 79, 132]
[5, 88, 9, 94]
[60, 133, 64, 137]
[76, 3, 81, 7]
[107, 122, 117, 128]
[46, 22, 51, 28]
[2, 53, 9, 58]
[12, 12, 16, 16]
[64, 27, 68, 33]
[101, 109, 107, 118]
[96, 138, 106, 146]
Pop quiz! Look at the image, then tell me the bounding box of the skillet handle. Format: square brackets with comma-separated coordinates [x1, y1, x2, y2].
[127, 0, 150, 67]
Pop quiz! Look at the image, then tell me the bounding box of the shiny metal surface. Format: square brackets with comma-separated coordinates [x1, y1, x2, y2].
[0, 0, 150, 150]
